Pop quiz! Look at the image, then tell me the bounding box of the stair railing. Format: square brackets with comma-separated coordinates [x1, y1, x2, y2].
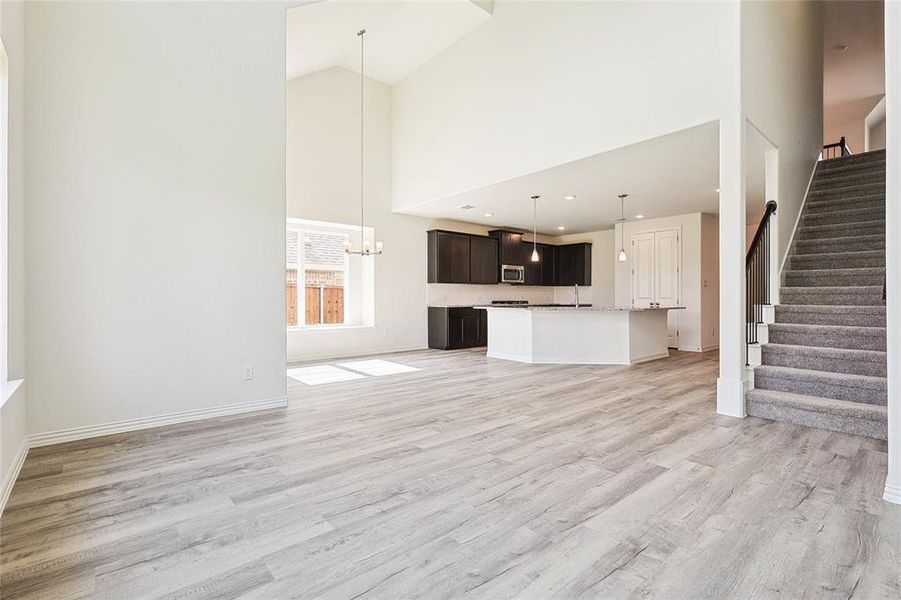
[746, 200, 778, 365]
[822, 136, 852, 160]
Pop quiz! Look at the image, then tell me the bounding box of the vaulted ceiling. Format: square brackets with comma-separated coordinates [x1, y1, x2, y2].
[286, 0, 493, 85]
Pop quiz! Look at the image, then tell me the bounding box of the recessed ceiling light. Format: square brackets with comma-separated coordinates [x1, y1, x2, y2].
[484, 212, 494, 217]
[557, 225, 566, 231]
[459, 204, 474, 210]
[635, 214, 645, 219]
[564, 195, 576, 200]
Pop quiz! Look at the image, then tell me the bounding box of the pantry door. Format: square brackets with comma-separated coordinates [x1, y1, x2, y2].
[630, 231, 656, 308]
[630, 228, 681, 348]
[654, 228, 681, 348]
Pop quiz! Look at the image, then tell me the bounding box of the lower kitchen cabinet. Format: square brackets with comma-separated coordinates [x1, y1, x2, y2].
[428, 306, 488, 350]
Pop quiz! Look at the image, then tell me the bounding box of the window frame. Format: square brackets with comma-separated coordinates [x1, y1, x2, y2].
[286, 218, 365, 331]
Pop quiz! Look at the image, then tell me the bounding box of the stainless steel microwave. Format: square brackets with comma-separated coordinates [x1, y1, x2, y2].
[500, 264, 525, 283]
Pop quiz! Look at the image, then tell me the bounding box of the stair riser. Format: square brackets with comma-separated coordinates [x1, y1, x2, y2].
[783, 272, 885, 287]
[747, 401, 887, 440]
[788, 254, 885, 270]
[805, 198, 884, 214]
[818, 153, 886, 169]
[796, 223, 884, 240]
[815, 164, 886, 178]
[754, 372, 886, 405]
[802, 209, 884, 226]
[810, 174, 885, 191]
[768, 329, 885, 351]
[792, 238, 885, 254]
[809, 184, 885, 199]
[773, 308, 886, 327]
[780, 290, 884, 306]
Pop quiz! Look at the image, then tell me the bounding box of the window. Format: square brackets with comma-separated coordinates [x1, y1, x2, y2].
[286, 219, 375, 328]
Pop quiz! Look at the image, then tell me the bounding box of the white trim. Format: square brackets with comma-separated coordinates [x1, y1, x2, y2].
[700, 344, 720, 352]
[0, 437, 27, 516]
[28, 396, 288, 447]
[778, 158, 820, 276]
[0, 377, 22, 409]
[885, 483, 901, 505]
[864, 96, 886, 152]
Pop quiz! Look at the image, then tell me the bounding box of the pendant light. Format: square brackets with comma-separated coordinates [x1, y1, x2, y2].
[616, 193, 629, 262]
[530, 195, 540, 262]
[345, 29, 383, 257]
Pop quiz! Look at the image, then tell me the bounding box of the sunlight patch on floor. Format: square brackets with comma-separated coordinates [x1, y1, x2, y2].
[287, 359, 420, 385]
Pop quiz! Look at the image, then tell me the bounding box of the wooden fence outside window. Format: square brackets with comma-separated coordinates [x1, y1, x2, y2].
[286, 270, 345, 326]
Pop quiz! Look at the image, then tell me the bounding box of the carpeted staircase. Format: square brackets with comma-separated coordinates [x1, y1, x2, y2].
[746, 149, 887, 440]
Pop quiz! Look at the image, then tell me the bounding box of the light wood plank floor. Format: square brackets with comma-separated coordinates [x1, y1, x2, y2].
[2, 349, 899, 599]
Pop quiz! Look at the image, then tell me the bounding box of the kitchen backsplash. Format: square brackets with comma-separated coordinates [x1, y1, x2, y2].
[427, 284, 594, 306]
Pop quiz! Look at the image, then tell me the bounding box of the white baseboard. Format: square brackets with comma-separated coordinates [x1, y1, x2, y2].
[28, 396, 288, 448]
[701, 344, 720, 352]
[885, 482, 901, 505]
[1, 439, 29, 516]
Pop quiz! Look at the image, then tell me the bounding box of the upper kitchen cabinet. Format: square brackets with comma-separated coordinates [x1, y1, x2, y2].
[488, 230, 526, 266]
[428, 230, 498, 284]
[555, 243, 592, 286]
[469, 235, 499, 284]
[524, 243, 555, 286]
[428, 230, 471, 283]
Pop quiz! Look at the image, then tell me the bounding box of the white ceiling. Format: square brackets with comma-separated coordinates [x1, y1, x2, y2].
[397, 121, 753, 235]
[823, 0, 884, 108]
[286, 0, 492, 85]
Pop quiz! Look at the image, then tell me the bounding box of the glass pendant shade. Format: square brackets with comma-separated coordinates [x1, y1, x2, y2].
[618, 248, 628, 262]
[531, 248, 539, 262]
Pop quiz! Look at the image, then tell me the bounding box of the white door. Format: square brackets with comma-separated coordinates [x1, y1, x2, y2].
[631, 232, 656, 308]
[630, 228, 681, 348]
[654, 229, 681, 348]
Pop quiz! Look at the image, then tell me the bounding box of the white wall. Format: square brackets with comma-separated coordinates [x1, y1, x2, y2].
[883, 0, 900, 505]
[741, 0, 824, 265]
[24, 2, 288, 436]
[614, 212, 717, 353]
[0, 0, 26, 510]
[391, 0, 736, 211]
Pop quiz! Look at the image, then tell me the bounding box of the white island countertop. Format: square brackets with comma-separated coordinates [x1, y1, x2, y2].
[478, 305, 684, 365]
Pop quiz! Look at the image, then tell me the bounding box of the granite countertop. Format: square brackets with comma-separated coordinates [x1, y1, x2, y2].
[475, 305, 686, 312]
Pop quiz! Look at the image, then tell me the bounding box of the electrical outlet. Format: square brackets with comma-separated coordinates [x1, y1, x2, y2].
[242, 364, 254, 380]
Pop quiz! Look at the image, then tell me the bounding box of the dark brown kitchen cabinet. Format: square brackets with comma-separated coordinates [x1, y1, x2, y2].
[488, 230, 525, 266]
[555, 243, 592, 286]
[428, 230, 498, 285]
[540, 244, 557, 286]
[428, 307, 487, 350]
[469, 236, 499, 284]
[427, 230, 471, 283]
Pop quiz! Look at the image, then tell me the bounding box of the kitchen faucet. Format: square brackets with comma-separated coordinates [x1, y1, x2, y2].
[574, 284, 580, 308]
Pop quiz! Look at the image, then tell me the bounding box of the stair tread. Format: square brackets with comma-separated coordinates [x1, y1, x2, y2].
[806, 197, 885, 211]
[793, 233, 884, 245]
[781, 285, 883, 293]
[763, 343, 886, 360]
[799, 219, 884, 232]
[768, 322, 885, 335]
[782, 267, 885, 276]
[775, 304, 885, 314]
[803, 206, 884, 219]
[754, 365, 886, 389]
[746, 389, 887, 420]
[787, 250, 884, 259]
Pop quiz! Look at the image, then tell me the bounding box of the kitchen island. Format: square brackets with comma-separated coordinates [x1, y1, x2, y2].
[476, 305, 684, 365]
